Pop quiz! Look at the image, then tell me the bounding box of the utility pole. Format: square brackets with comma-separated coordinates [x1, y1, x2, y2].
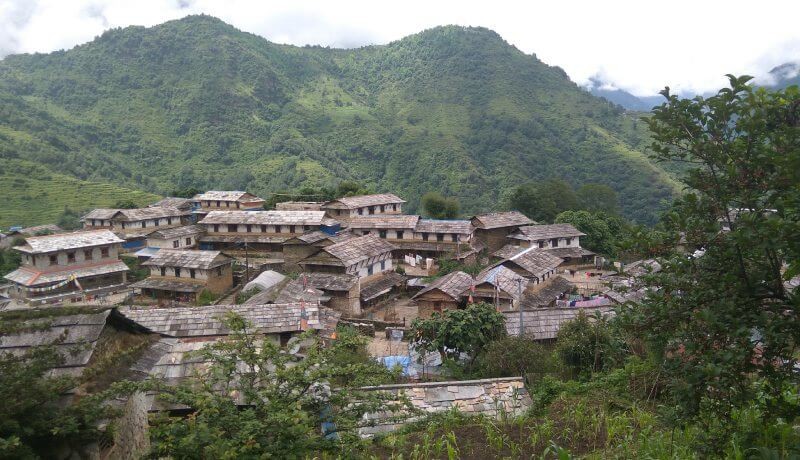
[517, 278, 524, 337]
[243, 241, 250, 283]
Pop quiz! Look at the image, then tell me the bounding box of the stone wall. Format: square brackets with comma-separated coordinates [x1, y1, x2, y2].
[107, 392, 151, 460]
[359, 377, 531, 437]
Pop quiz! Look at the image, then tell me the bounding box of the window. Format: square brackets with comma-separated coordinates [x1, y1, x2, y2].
[84, 249, 93, 261]
[289, 225, 295, 233]
[190, 269, 196, 279]
[228, 224, 237, 233]
[363, 230, 370, 235]
[261, 225, 267, 232]
[236, 202, 240, 209]
[275, 225, 281, 233]
[451, 233, 458, 242]
[174, 267, 181, 277]
[186, 237, 192, 245]
[565, 237, 572, 245]
[49, 255, 58, 266]
[369, 206, 375, 215]
[216, 200, 220, 207]
[538, 240, 545, 249]
[246, 225, 252, 233]
[379, 205, 385, 212]
[173, 240, 179, 248]
[358, 208, 364, 215]
[213, 224, 219, 232]
[101, 247, 109, 258]
[436, 233, 444, 242]
[422, 233, 429, 241]
[380, 260, 386, 271]
[92, 219, 97, 226]
[216, 266, 223, 276]
[226, 201, 230, 207]
[121, 222, 126, 229]
[379, 230, 387, 238]
[67, 252, 76, 263]
[160, 267, 166, 276]
[551, 238, 559, 248]
[167, 217, 172, 225]
[368, 264, 374, 275]
[141, 221, 147, 228]
[396, 231, 404, 240]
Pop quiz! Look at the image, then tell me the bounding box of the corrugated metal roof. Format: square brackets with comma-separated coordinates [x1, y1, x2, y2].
[16, 229, 123, 253]
[510, 224, 586, 241]
[471, 211, 534, 230]
[198, 210, 328, 226]
[323, 193, 406, 209]
[142, 249, 231, 270]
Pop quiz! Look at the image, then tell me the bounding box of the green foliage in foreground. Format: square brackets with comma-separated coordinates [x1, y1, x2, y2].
[0, 15, 677, 225]
[421, 192, 460, 219]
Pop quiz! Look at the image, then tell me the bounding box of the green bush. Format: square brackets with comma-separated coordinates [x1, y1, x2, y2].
[555, 311, 622, 377]
[196, 289, 217, 306]
[477, 336, 555, 379]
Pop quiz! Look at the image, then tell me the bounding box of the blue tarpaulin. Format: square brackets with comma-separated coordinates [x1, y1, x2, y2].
[380, 356, 412, 376]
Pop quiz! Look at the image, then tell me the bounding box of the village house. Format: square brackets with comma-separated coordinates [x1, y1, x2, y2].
[3, 229, 129, 305]
[490, 246, 563, 284]
[148, 197, 196, 212]
[472, 265, 529, 311]
[192, 191, 266, 213]
[298, 234, 396, 280]
[321, 193, 405, 223]
[518, 276, 575, 309]
[130, 249, 234, 304]
[507, 223, 596, 266]
[412, 270, 473, 317]
[81, 207, 192, 250]
[197, 210, 338, 257]
[137, 225, 205, 258]
[296, 272, 362, 316]
[275, 201, 324, 211]
[470, 211, 535, 253]
[2, 224, 64, 248]
[282, 230, 356, 273]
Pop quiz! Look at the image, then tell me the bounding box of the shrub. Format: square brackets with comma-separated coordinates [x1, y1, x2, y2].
[477, 336, 555, 379]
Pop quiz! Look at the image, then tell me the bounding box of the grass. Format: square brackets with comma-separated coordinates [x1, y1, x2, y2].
[0, 159, 160, 228]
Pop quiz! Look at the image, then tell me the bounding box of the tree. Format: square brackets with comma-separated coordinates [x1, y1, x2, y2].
[421, 192, 460, 219]
[336, 181, 368, 198]
[146, 314, 406, 458]
[0, 344, 115, 458]
[113, 199, 138, 209]
[56, 206, 83, 230]
[555, 311, 619, 376]
[554, 210, 620, 256]
[629, 76, 800, 435]
[576, 183, 620, 215]
[477, 336, 554, 378]
[410, 303, 506, 366]
[508, 179, 577, 223]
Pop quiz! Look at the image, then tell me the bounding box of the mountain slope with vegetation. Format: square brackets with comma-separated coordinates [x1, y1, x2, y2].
[0, 15, 679, 227]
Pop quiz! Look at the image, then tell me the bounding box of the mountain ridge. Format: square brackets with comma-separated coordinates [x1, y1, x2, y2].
[0, 15, 679, 227]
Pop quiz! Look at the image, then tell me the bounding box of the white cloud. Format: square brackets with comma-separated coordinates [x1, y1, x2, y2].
[0, 0, 799, 96]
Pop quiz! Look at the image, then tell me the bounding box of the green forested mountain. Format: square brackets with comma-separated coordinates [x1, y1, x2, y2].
[0, 15, 679, 227]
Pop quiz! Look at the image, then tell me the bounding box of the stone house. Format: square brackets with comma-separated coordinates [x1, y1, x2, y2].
[81, 207, 192, 251]
[472, 265, 529, 311]
[197, 210, 338, 257]
[282, 230, 356, 273]
[144, 225, 204, 252]
[295, 272, 362, 316]
[275, 201, 324, 211]
[298, 234, 396, 280]
[412, 270, 473, 317]
[507, 224, 596, 266]
[192, 190, 266, 212]
[470, 211, 535, 253]
[3, 229, 129, 305]
[131, 249, 233, 304]
[321, 193, 405, 223]
[148, 197, 196, 212]
[490, 246, 563, 285]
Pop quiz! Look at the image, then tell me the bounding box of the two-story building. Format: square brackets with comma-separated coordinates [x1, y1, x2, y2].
[81, 206, 192, 251]
[507, 224, 595, 266]
[192, 191, 266, 214]
[321, 193, 405, 223]
[131, 249, 233, 304]
[471, 211, 535, 253]
[134, 224, 206, 259]
[282, 230, 356, 273]
[298, 234, 396, 279]
[197, 210, 339, 257]
[3, 229, 129, 305]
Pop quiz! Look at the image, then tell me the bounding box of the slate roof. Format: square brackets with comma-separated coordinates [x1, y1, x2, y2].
[83, 207, 189, 222]
[504, 306, 615, 339]
[199, 210, 329, 226]
[118, 303, 334, 336]
[471, 211, 534, 230]
[323, 193, 406, 209]
[475, 265, 529, 299]
[307, 234, 395, 267]
[82, 209, 121, 220]
[415, 219, 473, 235]
[509, 224, 585, 241]
[360, 272, 405, 302]
[498, 247, 564, 278]
[275, 279, 328, 304]
[275, 201, 324, 211]
[147, 225, 204, 240]
[493, 244, 526, 260]
[8, 224, 64, 235]
[346, 215, 420, 229]
[199, 235, 289, 244]
[545, 247, 596, 259]
[413, 271, 474, 300]
[193, 191, 264, 202]
[286, 230, 355, 245]
[297, 273, 358, 291]
[142, 249, 231, 270]
[624, 259, 662, 278]
[519, 276, 575, 309]
[130, 278, 206, 293]
[4, 260, 129, 287]
[14, 229, 124, 254]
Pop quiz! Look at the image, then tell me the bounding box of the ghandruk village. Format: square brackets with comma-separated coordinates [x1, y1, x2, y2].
[0, 2, 799, 459]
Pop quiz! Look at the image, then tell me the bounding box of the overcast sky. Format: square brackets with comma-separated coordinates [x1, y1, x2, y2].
[1, 0, 799, 96]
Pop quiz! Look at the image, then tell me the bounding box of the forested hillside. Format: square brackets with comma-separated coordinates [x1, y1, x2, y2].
[0, 15, 679, 227]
